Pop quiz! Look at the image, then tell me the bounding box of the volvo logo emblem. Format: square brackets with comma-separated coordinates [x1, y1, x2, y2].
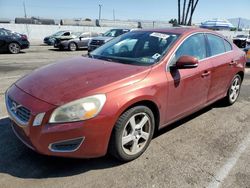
[10, 102, 21, 114]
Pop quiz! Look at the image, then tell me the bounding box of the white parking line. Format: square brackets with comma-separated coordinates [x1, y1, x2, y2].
[207, 132, 250, 188]
[0, 75, 22, 80]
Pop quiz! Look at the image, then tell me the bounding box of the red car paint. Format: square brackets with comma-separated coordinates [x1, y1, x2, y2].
[6, 28, 246, 158]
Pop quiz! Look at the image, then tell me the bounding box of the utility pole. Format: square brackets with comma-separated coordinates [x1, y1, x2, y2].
[98, 4, 103, 21]
[237, 17, 241, 31]
[113, 9, 115, 21]
[23, 0, 27, 18]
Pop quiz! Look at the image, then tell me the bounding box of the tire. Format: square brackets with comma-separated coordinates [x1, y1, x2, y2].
[8, 42, 20, 54]
[68, 42, 77, 51]
[223, 74, 242, 105]
[109, 106, 155, 162]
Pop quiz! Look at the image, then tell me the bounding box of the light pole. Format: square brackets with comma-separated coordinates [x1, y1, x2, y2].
[113, 9, 115, 21]
[99, 4, 103, 21]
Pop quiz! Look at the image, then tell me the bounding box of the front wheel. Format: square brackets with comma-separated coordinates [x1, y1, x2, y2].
[109, 106, 155, 162]
[68, 42, 77, 51]
[223, 74, 242, 105]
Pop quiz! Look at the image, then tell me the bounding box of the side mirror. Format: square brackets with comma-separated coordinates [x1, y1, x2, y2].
[79, 37, 82, 40]
[176, 56, 198, 69]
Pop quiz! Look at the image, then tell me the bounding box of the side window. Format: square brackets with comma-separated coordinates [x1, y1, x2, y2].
[80, 34, 89, 38]
[63, 32, 70, 36]
[169, 34, 207, 67]
[207, 34, 226, 56]
[224, 40, 232, 52]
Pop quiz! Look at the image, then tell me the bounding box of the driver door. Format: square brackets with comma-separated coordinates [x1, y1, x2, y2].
[165, 33, 213, 122]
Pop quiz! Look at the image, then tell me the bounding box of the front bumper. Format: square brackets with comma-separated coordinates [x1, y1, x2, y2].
[54, 43, 68, 50]
[6, 85, 115, 158]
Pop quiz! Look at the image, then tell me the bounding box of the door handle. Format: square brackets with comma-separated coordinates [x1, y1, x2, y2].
[201, 71, 210, 77]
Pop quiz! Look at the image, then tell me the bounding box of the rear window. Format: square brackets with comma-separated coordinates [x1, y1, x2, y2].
[207, 34, 225, 56]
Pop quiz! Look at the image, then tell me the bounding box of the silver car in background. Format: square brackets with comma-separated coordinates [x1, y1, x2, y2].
[55, 32, 99, 51]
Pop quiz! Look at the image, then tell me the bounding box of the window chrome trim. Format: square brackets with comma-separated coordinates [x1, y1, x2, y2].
[166, 31, 233, 72]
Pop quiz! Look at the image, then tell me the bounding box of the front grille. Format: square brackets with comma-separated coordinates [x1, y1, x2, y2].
[7, 96, 31, 125]
[90, 40, 104, 46]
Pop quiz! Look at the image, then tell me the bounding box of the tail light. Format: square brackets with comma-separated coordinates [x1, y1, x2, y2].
[21, 34, 28, 40]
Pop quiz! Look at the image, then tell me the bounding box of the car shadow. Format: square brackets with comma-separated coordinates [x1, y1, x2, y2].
[0, 117, 122, 179]
[48, 49, 66, 52]
[0, 101, 228, 179]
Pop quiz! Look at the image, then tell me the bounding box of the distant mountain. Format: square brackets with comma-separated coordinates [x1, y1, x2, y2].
[228, 18, 250, 29]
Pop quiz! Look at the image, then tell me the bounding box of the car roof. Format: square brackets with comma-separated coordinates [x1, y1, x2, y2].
[134, 27, 218, 36]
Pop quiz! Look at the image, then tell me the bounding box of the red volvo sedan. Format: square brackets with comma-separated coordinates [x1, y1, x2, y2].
[5, 28, 246, 161]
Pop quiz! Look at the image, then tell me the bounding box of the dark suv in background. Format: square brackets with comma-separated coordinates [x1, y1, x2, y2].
[88, 28, 130, 52]
[0, 28, 29, 54]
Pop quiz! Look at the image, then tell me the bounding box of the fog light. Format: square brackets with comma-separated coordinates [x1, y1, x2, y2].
[33, 112, 45, 126]
[49, 137, 84, 152]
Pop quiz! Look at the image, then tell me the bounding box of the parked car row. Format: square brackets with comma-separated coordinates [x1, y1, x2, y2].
[0, 27, 131, 54]
[43, 28, 131, 52]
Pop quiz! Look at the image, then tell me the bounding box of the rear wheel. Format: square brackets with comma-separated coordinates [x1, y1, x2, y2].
[223, 74, 242, 105]
[68, 42, 77, 51]
[8, 42, 20, 54]
[109, 106, 155, 162]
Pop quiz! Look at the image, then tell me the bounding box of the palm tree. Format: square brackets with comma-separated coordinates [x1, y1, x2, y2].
[181, 0, 187, 25]
[178, 0, 181, 24]
[188, 0, 200, 25]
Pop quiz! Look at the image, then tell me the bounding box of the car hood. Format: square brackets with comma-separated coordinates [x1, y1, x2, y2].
[15, 56, 151, 106]
[92, 36, 114, 42]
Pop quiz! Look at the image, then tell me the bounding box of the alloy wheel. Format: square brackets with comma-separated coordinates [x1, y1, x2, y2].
[121, 112, 151, 155]
[69, 43, 77, 51]
[9, 43, 20, 54]
[229, 76, 241, 103]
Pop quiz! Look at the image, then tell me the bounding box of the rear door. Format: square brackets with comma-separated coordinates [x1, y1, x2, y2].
[206, 34, 234, 102]
[166, 33, 213, 122]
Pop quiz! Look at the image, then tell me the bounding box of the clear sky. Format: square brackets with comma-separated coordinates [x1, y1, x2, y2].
[0, 0, 249, 23]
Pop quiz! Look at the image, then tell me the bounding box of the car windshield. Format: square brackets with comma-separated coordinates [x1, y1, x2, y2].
[103, 29, 124, 37]
[90, 31, 179, 66]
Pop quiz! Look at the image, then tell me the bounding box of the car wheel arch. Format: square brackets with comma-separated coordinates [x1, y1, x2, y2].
[113, 98, 160, 135]
[237, 71, 244, 81]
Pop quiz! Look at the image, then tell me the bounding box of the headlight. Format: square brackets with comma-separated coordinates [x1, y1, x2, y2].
[49, 94, 106, 123]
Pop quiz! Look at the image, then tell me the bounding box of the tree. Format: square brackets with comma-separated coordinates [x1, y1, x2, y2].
[181, 0, 186, 25]
[187, 0, 200, 25]
[169, 18, 178, 27]
[178, 0, 181, 24]
[177, 0, 200, 26]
